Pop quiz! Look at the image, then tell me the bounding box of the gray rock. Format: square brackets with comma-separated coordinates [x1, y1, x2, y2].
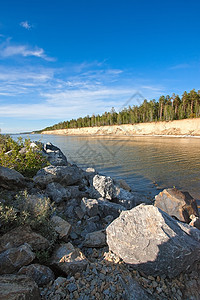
[50, 243, 88, 275]
[0, 274, 41, 300]
[81, 198, 99, 217]
[0, 225, 50, 253]
[18, 264, 55, 286]
[97, 198, 126, 218]
[106, 204, 200, 278]
[115, 187, 136, 209]
[64, 198, 79, 219]
[0, 244, 35, 274]
[46, 182, 71, 203]
[154, 188, 199, 223]
[119, 273, 154, 300]
[43, 142, 68, 166]
[93, 175, 116, 200]
[116, 179, 132, 192]
[33, 165, 83, 188]
[83, 230, 107, 248]
[51, 215, 71, 242]
[0, 166, 26, 189]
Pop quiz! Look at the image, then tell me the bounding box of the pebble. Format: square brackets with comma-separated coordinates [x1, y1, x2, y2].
[39, 250, 200, 300]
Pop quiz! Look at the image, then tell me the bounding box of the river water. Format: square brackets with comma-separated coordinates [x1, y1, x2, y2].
[12, 134, 200, 200]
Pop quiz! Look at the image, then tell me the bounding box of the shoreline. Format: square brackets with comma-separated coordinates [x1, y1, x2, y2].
[40, 118, 200, 138]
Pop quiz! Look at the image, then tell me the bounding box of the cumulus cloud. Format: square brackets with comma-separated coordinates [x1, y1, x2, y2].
[20, 21, 32, 30]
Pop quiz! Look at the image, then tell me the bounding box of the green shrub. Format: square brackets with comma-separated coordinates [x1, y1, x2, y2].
[0, 191, 57, 264]
[0, 135, 49, 177]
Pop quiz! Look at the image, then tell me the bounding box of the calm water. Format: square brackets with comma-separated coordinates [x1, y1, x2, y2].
[12, 134, 200, 200]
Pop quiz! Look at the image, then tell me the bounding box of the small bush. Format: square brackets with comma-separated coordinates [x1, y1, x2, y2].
[0, 135, 49, 177]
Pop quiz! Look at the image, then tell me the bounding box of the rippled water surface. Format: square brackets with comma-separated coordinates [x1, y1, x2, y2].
[13, 134, 200, 200]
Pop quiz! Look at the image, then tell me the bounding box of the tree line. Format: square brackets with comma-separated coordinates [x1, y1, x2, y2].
[38, 89, 200, 132]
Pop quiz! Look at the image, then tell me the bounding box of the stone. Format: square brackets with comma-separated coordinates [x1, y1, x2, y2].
[50, 243, 88, 275]
[154, 188, 199, 223]
[97, 198, 126, 218]
[0, 244, 35, 274]
[0, 225, 50, 253]
[0, 274, 41, 300]
[33, 165, 83, 188]
[116, 179, 132, 192]
[81, 198, 99, 217]
[0, 166, 26, 189]
[43, 142, 68, 166]
[51, 215, 71, 241]
[106, 204, 200, 278]
[93, 175, 116, 200]
[83, 230, 107, 248]
[46, 182, 71, 203]
[114, 187, 136, 209]
[18, 264, 55, 286]
[189, 215, 200, 230]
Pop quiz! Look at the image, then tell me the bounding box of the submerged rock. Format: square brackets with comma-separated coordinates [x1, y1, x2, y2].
[106, 204, 200, 278]
[154, 188, 199, 223]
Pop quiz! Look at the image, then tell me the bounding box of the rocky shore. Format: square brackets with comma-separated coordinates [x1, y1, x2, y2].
[0, 142, 200, 299]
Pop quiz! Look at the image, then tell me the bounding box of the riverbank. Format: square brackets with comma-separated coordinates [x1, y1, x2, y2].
[40, 118, 200, 137]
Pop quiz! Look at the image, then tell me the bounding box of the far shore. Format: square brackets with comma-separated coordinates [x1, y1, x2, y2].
[39, 118, 200, 138]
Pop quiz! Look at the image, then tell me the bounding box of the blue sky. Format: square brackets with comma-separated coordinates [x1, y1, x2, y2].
[0, 0, 200, 133]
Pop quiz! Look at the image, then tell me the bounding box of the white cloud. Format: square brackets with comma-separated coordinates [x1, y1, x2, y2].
[169, 64, 190, 70]
[0, 44, 55, 61]
[20, 21, 32, 30]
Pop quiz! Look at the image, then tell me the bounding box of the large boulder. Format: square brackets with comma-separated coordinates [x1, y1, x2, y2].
[154, 188, 199, 223]
[106, 204, 200, 278]
[43, 142, 68, 166]
[0, 226, 50, 253]
[18, 264, 55, 286]
[0, 166, 27, 189]
[0, 274, 41, 300]
[33, 165, 83, 188]
[50, 243, 88, 275]
[0, 244, 35, 274]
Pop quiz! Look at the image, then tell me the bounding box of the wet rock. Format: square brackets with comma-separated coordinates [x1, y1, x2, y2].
[0, 244, 35, 274]
[106, 204, 200, 278]
[83, 230, 107, 248]
[43, 142, 68, 166]
[116, 179, 132, 192]
[0, 225, 50, 253]
[46, 182, 71, 203]
[81, 198, 99, 217]
[154, 188, 199, 223]
[33, 165, 83, 188]
[18, 264, 55, 286]
[0, 166, 27, 189]
[93, 175, 116, 200]
[51, 215, 71, 242]
[50, 243, 88, 275]
[0, 274, 41, 300]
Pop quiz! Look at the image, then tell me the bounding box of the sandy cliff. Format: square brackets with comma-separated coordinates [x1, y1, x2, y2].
[41, 118, 200, 137]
